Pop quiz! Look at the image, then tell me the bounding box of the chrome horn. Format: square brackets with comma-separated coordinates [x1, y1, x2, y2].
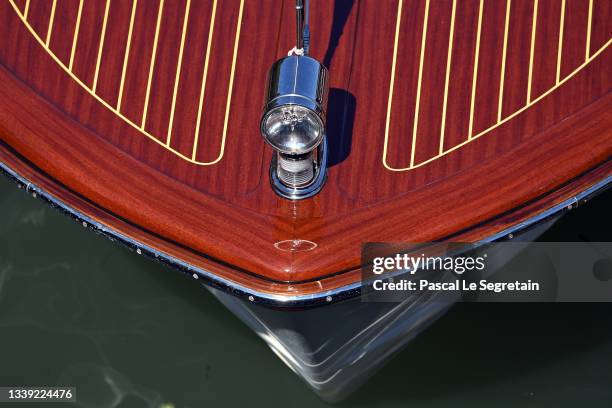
[260, 0, 329, 200]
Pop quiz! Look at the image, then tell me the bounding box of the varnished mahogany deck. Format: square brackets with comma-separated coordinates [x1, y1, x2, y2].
[0, 0, 610, 301]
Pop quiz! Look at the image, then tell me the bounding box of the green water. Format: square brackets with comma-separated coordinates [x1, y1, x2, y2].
[0, 174, 611, 408]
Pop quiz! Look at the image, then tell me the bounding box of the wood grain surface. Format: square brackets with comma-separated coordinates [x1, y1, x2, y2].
[0, 0, 610, 297]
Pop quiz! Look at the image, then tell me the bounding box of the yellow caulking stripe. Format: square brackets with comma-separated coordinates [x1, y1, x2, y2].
[68, 0, 84, 71]
[381, 0, 610, 171]
[216, 0, 245, 164]
[382, 0, 403, 169]
[192, 0, 218, 160]
[166, 0, 192, 146]
[439, 0, 456, 155]
[92, 0, 111, 93]
[23, 0, 29, 19]
[8, 0, 243, 166]
[384, 38, 612, 171]
[410, 0, 430, 167]
[45, 0, 57, 46]
[498, 0, 511, 122]
[556, 0, 565, 84]
[141, 0, 164, 128]
[117, 0, 138, 111]
[527, 0, 538, 103]
[586, 0, 593, 59]
[467, 0, 484, 140]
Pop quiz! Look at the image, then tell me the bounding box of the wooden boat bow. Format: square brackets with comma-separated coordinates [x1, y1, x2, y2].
[0, 0, 610, 305]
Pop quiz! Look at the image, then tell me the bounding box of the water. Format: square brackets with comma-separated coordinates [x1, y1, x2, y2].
[0, 174, 610, 408]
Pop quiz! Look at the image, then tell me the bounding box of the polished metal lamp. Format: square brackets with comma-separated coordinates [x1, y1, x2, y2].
[260, 0, 329, 200]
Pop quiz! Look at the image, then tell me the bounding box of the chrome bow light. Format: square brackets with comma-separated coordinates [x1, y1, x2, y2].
[260, 0, 329, 200]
